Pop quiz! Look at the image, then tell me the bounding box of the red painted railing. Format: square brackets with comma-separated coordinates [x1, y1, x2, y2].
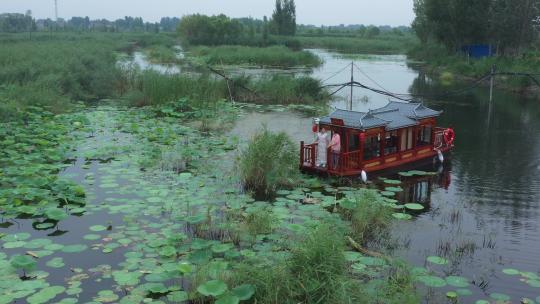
[300, 142, 317, 167]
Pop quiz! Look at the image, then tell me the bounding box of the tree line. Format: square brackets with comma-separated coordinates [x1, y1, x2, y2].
[0, 13, 180, 33]
[412, 0, 540, 55]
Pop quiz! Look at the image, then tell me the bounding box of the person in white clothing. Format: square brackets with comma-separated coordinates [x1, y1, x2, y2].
[314, 127, 329, 167]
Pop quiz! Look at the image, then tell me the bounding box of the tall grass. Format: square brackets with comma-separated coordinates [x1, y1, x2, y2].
[121, 70, 329, 107]
[297, 35, 419, 54]
[146, 45, 181, 64]
[189, 45, 322, 67]
[340, 189, 394, 246]
[237, 128, 298, 198]
[253, 75, 327, 104]
[0, 32, 179, 122]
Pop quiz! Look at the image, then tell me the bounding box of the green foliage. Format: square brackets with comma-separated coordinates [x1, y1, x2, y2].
[146, 45, 181, 64]
[189, 45, 321, 67]
[0, 13, 35, 33]
[0, 108, 86, 223]
[271, 0, 297, 35]
[178, 14, 244, 46]
[252, 75, 327, 104]
[412, 0, 540, 54]
[296, 34, 418, 54]
[237, 128, 298, 197]
[342, 189, 393, 245]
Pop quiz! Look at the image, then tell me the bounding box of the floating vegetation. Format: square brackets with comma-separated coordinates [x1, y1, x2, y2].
[426, 256, 449, 265]
[0, 102, 536, 304]
[404, 203, 425, 210]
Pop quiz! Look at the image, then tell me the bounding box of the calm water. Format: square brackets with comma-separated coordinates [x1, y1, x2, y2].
[232, 50, 540, 302]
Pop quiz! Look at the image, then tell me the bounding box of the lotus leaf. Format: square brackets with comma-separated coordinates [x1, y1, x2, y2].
[89, 225, 107, 232]
[46, 257, 65, 268]
[212, 243, 233, 253]
[426, 256, 448, 265]
[197, 280, 228, 297]
[83, 234, 101, 241]
[113, 271, 141, 286]
[446, 291, 458, 299]
[232, 284, 255, 300]
[45, 208, 68, 221]
[146, 283, 168, 294]
[358, 256, 386, 266]
[527, 280, 540, 288]
[3, 233, 31, 242]
[178, 262, 193, 274]
[502, 268, 520, 275]
[95, 290, 119, 302]
[416, 275, 447, 288]
[216, 294, 240, 304]
[61, 244, 88, 253]
[445, 276, 469, 287]
[392, 213, 412, 220]
[35, 223, 55, 230]
[167, 291, 188, 302]
[10, 254, 37, 271]
[159, 246, 176, 257]
[26, 286, 65, 304]
[489, 293, 510, 301]
[455, 289, 472, 296]
[404, 203, 424, 210]
[385, 187, 403, 192]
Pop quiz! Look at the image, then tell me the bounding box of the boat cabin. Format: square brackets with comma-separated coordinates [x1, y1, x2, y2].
[300, 101, 454, 177]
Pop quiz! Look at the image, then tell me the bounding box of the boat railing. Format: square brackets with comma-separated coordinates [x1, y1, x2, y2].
[328, 150, 362, 173]
[300, 142, 317, 167]
[434, 127, 447, 150]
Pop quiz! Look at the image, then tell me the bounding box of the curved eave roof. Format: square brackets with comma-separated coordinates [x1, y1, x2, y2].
[319, 101, 442, 131]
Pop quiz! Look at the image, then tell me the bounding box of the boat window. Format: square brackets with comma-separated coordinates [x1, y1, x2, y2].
[364, 134, 380, 160]
[400, 128, 414, 151]
[417, 125, 432, 146]
[384, 131, 398, 155]
[349, 133, 360, 152]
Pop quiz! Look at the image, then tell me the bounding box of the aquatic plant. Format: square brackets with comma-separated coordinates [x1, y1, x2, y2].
[341, 189, 393, 245]
[189, 45, 322, 67]
[237, 128, 298, 197]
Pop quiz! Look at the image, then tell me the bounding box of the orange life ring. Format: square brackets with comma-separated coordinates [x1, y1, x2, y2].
[443, 128, 455, 145]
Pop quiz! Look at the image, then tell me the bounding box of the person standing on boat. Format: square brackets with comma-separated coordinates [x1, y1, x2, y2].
[314, 127, 329, 167]
[329, 132, 341, 169]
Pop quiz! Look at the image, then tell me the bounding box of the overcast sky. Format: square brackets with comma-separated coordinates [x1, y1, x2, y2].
[1, 0, 415, 26]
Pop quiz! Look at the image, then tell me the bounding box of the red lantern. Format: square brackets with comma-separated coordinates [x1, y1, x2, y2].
[312, 124, 318, 133]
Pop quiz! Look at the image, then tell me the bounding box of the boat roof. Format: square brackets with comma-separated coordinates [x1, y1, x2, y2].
[319, 101, 442, 131]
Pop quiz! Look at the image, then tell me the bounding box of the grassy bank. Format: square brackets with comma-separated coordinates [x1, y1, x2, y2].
[188, 45, 322, 67]
[408, 43, 540, 92]
[297, 34, 419, 54]
[0, 32, 178, 121]
[0, 33, 329, 122]
[120, 70, 329, 106]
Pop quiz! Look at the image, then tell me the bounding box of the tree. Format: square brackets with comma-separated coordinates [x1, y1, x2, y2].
[263, 16, 269, 43]
[412, 0, 540, 54]
[271, 0, 296, 35]
[177, 14, 244, 45]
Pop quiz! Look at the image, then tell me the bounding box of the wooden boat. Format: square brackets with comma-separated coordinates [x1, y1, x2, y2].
[299, 101, 455, 177]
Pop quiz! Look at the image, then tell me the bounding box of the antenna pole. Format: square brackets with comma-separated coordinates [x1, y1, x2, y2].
[489, 65, 495, 103]
[55, 0, 58, 22]
[349, 62, 354, 111]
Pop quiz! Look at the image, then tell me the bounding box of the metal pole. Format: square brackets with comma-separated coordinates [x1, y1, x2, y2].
[349, 62, 354, 111]
[489, 65, 495, 103]
[55, 0, 58, 22]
